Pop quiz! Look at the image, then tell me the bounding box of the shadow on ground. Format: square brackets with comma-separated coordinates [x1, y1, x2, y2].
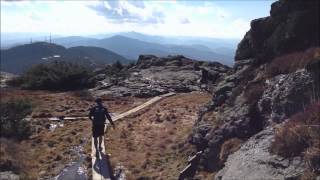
[94, 151, 116, 180]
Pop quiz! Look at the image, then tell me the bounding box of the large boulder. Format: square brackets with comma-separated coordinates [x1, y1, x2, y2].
[258, 69, 314, 124]
[235, 0, 319, 64]
[189, 0, 319, 175]
[215, 126, 306, 180]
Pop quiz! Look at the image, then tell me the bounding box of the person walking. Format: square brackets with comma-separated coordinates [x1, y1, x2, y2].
[89, 98, 115, 157]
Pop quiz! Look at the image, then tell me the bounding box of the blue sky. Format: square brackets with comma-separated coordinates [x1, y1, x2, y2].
[1, 0, 276, 39]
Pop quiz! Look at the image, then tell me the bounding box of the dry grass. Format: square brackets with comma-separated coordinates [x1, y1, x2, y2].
[0, 89, 146, 117]
[0, 138, 38, 179]
[0, 120, 92, 179]
[266, 47, 320, 78]
[0, 89, 142, 179]
[105, 92, 211, 179]
[271, 101, 320, 177]
[243, 81, 265, 105]
[219, 138, 243, 163]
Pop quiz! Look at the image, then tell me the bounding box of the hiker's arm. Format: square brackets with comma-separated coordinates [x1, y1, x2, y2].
[88, 108, 93, 120]
[105, 109, 115, 128]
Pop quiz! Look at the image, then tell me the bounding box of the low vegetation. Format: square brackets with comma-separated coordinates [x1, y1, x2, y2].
[105, 92, 211, 179]
[0, 99, 33, 140]
[219, 138, 243, 163]
[266, 47, 320, 78]
[271, 101, 320, 178]
[8, 61, 95, 90]
[72, 89, 95, 101]
[103, 61, 130, 79]
[243, 81, 265, 105]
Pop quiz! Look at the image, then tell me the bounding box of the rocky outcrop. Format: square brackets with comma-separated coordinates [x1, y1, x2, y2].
[92, 55, 230, 97]
[215, 126, 306, 180]
[258, 69, 314, 124]
[189, 0, 320, 178]
[0, 72, 17, 88]
[235, 0, 319, 64]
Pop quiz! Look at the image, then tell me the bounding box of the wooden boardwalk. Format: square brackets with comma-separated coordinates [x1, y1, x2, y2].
[92, 93, 176, 180]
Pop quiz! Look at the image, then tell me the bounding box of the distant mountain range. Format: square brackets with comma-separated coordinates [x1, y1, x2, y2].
[53, 35, 235, 65]
[1, 32, 239, 66]
[1, 42, 129, 74]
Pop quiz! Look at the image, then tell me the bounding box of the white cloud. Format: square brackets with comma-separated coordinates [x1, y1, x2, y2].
[88, 1, 165, 24]
[1, 0, 254, 38]
[180, 18, 190, 24]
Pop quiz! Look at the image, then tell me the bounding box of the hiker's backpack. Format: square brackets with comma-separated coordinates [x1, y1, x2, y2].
[91, 106, 107, 124]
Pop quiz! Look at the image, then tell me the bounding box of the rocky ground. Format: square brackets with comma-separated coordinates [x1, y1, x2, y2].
[92, 55, 229, 98]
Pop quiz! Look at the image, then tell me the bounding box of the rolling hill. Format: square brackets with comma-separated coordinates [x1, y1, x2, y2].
[0, 42, 129, 74]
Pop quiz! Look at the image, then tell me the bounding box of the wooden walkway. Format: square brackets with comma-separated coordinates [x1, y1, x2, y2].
[92, 93, 176, 180]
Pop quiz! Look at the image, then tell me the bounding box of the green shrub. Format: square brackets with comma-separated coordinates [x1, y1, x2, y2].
[0, 99, 33, 140]
[9, 61, 95, 90]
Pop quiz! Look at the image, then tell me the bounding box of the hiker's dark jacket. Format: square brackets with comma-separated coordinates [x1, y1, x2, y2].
[89, 105, 113, 126]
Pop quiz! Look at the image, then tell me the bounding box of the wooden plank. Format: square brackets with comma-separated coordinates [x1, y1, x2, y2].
[92, 135, 114, 180]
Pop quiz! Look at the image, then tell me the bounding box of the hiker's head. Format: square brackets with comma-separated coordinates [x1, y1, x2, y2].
[95, 98, 103, 105]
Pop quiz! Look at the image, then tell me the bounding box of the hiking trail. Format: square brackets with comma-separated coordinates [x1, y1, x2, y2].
[92, 92, 176, 180]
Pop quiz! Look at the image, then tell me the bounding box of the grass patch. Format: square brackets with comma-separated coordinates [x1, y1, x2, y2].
[270, 101, 320, 176]
[0, 138, 37, 179]
[266, 47, 320, 78]
[72, 89, 94, 101]
[243, 81, 265, 105]
[219, 138, 243, 163]
[0, 99, 33, 140]
[8, 61, 95, 90]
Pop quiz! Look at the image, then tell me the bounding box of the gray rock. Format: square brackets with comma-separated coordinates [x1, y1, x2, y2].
[0, 71, 17, 88]
[0, 171, 20, 180]
[215, 126, 306, 180]
[235, 0, 319, 63]
[92, 55, 229, 97]
[94, 74, 106, 81]
[189, 0, 319, 178]
[213, 82, 235, 96]
[258, 69, 314, 124]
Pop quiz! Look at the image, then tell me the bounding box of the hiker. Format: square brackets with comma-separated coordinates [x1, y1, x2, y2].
[199, 68, 209, 91]
[89, 98, 115, 156]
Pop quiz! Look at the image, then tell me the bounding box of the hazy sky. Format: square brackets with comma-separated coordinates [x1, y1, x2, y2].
[1, 0, 276, 38]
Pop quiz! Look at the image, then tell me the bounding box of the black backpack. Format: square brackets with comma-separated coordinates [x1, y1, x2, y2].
[91, 106, 107, 124]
